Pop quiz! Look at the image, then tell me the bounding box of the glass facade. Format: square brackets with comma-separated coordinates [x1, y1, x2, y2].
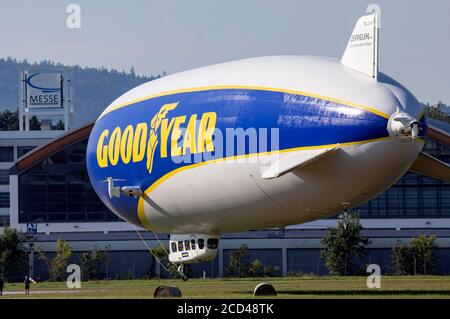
[18, 138, 119, 223]
[357, 139, 450, 218]
[0, 215, 10, 227]
[17, 146, 36, 158]
[0, 146, 14, 162]
[0, 169, 9, 185]
[0, 192, 9, 208]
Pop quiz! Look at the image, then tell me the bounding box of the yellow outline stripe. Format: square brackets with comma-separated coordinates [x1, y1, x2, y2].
[137, 136, 393, 229]
[416, 137, 426, 144]
[99, 85, 390, 121]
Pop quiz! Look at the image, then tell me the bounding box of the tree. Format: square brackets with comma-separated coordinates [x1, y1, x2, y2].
[80, 245, 110, 281]
[226, 244, 250, 277]
[424, 102, 450, 123]
[321, 213, 370, 275]
[0, 228, 29, 281]
[29, 116, 41, 130]
[167, 263, 193, 279]
[264, 265, 281, 277]
[392, 241, 414, 275]
[55, 120, 65, 130]
[410, 235, 437, 275]
[148, 246, 169, 278]
[249, 259, 264, 277]
[147, 246, 187, 279]
[0, 110, 19, 131]
[38, 239, 72, 281]
[391, 235, 437, 275]
[0, 57, 159, 127]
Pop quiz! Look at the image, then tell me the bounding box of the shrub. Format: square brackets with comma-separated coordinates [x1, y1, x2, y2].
[391, 235, 437, 275]
[321, 213, 370, 275]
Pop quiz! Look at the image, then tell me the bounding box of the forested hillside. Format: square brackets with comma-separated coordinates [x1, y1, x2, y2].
[0, 57, 161, 127]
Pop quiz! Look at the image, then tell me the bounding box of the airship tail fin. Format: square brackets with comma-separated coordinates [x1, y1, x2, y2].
[262, 146, 339, 179]
[341, 13, 379, 79]
[410, 152, 450, 183]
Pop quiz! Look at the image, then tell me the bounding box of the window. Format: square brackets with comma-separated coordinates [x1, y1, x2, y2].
[0, 193, 10, 208]
[184, 240, 191, 251]
[171, 242, 177, 253]
[17, 146, 36, 158]
[18, 139, 119, 223]
[191, 239, 196, 250]
[198, 238, 205, 250]
[0, 215, 10, 227]
[0, 170, 9, 185]
[178, 241, 183, 252]
[387, 187, 401, 217]
[423, 187, 439, 216]
[0, 147, 14, 162]
[207, 238, 219, 249]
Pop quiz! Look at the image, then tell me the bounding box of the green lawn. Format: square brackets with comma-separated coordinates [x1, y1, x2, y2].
[1, 276, 450, 299]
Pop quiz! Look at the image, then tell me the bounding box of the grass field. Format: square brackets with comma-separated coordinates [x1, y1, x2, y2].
[1, 276, 450, 299]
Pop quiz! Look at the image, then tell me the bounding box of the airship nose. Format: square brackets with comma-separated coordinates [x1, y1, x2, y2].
[387, 108, 426, 141]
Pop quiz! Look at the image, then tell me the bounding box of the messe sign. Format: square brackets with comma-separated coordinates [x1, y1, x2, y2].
[25, 72, 63, 108]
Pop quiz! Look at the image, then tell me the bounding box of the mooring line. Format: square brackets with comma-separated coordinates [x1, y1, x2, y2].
[133, 225, 170, 272]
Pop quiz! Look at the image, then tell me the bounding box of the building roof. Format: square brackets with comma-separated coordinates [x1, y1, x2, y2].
[428, 118, 450, 133]
[427, 119, 450, 147]
[10, 121, 94, 174]
[9, 118, 450, 175]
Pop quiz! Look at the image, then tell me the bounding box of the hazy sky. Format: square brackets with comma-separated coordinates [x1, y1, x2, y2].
[0, 0, 449, 104]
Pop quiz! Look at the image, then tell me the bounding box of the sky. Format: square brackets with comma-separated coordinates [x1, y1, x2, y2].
[0, 0, 449, 104]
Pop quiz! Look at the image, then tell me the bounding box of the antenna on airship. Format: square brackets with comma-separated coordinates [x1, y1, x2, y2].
[341, 6, 380, 80]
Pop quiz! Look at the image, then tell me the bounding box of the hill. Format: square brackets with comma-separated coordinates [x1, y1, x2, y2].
[0, 57, 161, 128]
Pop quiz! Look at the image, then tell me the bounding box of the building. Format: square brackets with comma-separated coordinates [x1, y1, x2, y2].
[2, 119, 450, 279]
[0, 129, 62, 228]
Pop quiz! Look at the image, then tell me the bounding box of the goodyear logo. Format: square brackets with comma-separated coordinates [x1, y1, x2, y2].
[96, 102, 217, 172]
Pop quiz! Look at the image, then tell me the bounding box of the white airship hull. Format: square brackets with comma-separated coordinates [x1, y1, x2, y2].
[87, 55, 425, 234]
[140, 138, 423, 234]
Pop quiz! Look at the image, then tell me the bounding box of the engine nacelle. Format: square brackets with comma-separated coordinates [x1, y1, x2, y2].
[168, 234, 219, 264]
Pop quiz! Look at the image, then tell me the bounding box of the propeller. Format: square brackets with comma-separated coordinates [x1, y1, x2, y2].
[388, 108, 423, 141]
[387, 108, 450, 183]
